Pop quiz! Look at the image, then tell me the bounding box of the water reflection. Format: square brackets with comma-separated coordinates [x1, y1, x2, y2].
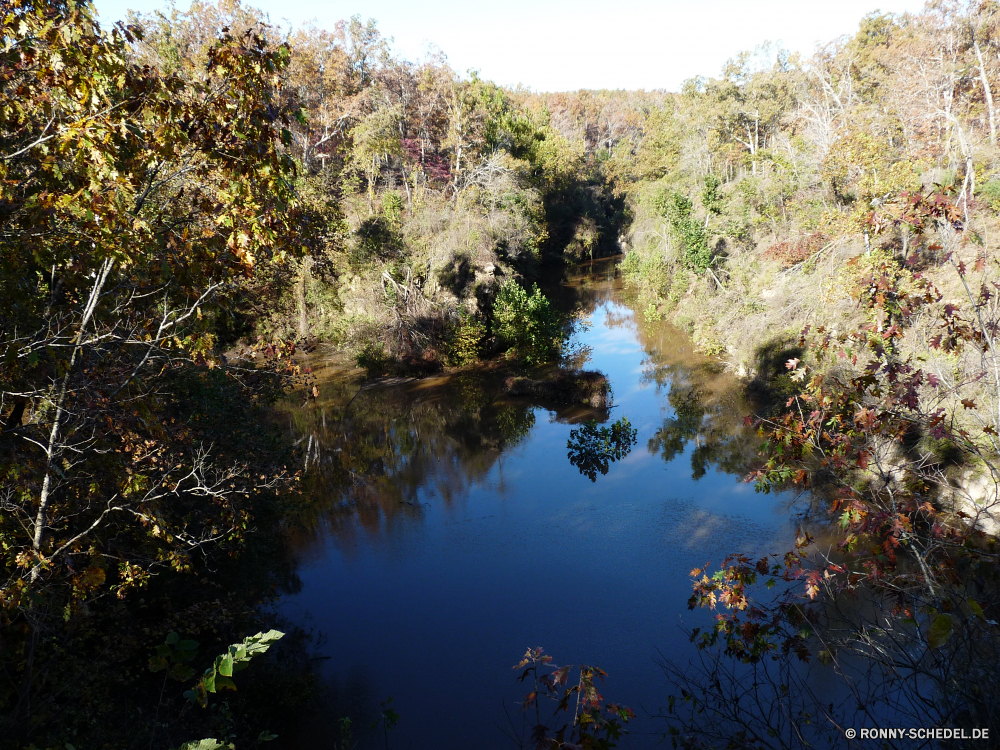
[565, 262, 761, 483]
[275, 258, 793, 749]
[567, 417, 638, 481]
[279, 365, 611, 558]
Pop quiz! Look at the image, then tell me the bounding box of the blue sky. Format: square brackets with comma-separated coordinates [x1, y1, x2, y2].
[93, 0, 930, 92]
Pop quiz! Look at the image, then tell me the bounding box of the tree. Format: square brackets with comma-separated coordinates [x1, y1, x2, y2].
[0, 0, 306, 736]
[492, 281, 563, 364]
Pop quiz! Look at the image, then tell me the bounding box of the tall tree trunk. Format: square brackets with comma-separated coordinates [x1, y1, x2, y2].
[974, 39, 997, 146]
[31, 258, 114, 581]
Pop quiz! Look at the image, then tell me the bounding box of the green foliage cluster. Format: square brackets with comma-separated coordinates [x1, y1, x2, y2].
[152, 630, 285, 750]
[355, 339, 391, 376]
[183, 630, 285, 708]
[656, 191, 712, 271]
[979, 179, 1000, 212]
[492, 281, 564, 364]
[701, 174, 724, 216]
[444, 309, 487, 366]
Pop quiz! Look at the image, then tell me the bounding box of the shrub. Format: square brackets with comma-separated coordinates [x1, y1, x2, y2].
[701, 174, 724, 216]
[660, 191, 712, 271]
[978, 179, 1000, 213]
[492, 280, 563, 364]
[444, 309, 486, 366]
[355, 340, 390, 376]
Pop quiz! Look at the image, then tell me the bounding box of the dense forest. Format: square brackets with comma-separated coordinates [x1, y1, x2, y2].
[3, 0, 1000, 747]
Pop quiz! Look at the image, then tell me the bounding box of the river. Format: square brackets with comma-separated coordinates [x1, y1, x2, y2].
[274, 258, 798, 748]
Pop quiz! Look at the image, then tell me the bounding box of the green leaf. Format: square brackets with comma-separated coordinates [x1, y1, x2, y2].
[177, 639, 200, 651]
[243, 629, 284, 655]
[928, 613, 953, 649]
[165, 631, 180, 646]
[217, 653, 234, 677]
[168, 664, 196, 681]
[968, 598, 985, 619]
[149, 656, 168, 672]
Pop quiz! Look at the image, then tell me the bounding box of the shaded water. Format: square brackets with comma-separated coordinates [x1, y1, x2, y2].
[276, 259, 796, 748]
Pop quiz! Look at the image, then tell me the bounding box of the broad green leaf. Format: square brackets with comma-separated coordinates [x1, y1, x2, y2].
[148, 656, 168, 672]
[168, 664, 195, 681]
[928, 614, 953, 650]
[217, 653, 234, 677]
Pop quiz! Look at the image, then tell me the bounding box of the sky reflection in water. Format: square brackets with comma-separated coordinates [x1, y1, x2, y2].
[277, 263, 796, 748]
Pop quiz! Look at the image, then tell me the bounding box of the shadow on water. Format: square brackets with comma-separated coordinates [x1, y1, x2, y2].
[270, 258, 796, 749]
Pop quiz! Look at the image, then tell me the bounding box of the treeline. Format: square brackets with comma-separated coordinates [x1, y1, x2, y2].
[531, 5, 1000, 380]
[125, 0, 628, 374]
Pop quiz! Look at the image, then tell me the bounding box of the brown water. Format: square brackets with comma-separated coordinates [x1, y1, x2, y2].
[274, 259, 797, 748]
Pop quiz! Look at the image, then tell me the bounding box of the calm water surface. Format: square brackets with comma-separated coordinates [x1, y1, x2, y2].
[277, 259, 797, 748]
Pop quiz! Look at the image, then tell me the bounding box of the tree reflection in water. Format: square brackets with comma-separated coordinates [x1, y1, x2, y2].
[276, 365, 611, 554]
[567, 417, 638, 481]
[592, 284, 762, 483]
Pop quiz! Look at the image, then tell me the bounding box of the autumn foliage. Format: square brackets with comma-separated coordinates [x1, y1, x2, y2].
[678, 190, 1000, 740]
[0, 0, 311, 743]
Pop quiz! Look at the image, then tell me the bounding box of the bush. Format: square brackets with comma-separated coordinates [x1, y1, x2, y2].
[657, 191, 712, 271]
[355, 340, 390, 376]
[978, 179, 1000, 213]
[445, 309, 486, 366]
[492, 280, 563, 364]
